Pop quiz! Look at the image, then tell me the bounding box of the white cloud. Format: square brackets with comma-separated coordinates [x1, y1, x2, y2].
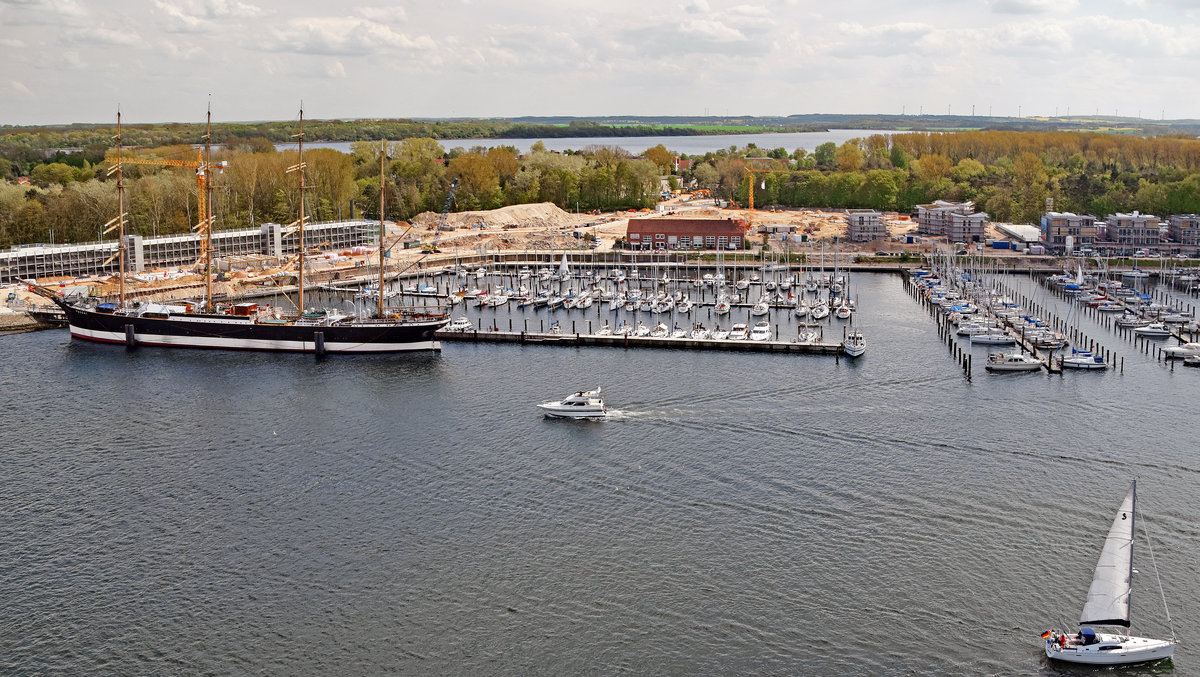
[990, 0, 1078, 13]
[680, 19, 748, 43]
[263, 16, 435, 55]
[357, 6, 406, 22]
[7, 79, 33, 97]
[325, 60, 347, 78]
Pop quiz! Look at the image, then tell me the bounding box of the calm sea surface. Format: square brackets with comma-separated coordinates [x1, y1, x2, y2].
[286, 129, 894, 156]
[2, 272, 1197, 675]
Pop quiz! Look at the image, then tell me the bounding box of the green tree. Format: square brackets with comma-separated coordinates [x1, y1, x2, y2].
[813, 142, 836, 169]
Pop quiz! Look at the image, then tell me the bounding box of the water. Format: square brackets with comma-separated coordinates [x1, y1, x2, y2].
[2, 272, 1197, 674]
[285, 129, 893, 157]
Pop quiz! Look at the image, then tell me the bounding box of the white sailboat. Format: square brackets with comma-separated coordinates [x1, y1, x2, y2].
[1044, 480, 1176, 666]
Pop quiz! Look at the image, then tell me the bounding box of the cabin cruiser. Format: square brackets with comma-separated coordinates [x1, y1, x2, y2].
[728, 323, 749, 340]
[536, 388, 607, 419]
[749, 321, 772, 341]
[843, 330, 866, 357]
[1163, 342, 1200, 358]
[984, 352, 1043, 372]
[1132, 322, 1171, 337]
[447, 316, 474, 332]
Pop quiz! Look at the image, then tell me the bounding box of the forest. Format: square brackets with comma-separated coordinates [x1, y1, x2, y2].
[3, 129, 1200, 247]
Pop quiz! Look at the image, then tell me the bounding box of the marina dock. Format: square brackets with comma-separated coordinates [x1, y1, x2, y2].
[435, 327, 843, 354]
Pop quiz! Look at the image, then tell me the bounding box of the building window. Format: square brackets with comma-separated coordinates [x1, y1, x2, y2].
[655, 233, 665, 240]
[705, 236, 716, 245]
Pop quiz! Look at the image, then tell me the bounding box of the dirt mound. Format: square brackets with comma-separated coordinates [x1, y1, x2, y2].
[412, 202, 585, 230]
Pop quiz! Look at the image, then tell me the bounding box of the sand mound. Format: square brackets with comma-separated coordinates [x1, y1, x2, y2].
[413, 202, 585, 230]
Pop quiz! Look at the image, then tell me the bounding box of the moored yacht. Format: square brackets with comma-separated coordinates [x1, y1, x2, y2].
[984, 352, 1042, 372]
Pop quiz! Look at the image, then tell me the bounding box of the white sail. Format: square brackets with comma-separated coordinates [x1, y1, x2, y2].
[559, 253, 569, 277]
[1079, 481, 1136, 627]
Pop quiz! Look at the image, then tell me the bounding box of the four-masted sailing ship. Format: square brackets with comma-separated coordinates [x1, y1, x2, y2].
[38, 108, 448, 354]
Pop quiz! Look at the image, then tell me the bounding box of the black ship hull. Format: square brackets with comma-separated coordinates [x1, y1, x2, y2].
[56, 301, 447, 353]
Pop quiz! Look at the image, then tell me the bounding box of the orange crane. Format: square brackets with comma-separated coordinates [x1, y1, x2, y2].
[109, 149, 229, 239]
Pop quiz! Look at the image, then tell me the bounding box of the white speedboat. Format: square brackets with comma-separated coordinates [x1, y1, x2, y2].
[984, 352, 1042, 372]
[1132, 322, 1171, 337]
[749, 321, 772, 341]
[447, 316, 474, 332]
[536, 388, 607, 419]
[843, 330, 865, 357]
[728, 323, 749, 340]
[1164, 342, 1200, 358]
[1044, 481, 1176, 666]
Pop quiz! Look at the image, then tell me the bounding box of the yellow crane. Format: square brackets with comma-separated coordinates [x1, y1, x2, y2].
[109, 149, 229, 241]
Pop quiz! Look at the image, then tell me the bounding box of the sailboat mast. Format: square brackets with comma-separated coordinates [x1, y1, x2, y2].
[297, 108, 306, 313]
[116, 110, 126, 308]
[378, 140, 386, 319]
[203, 108, 214, 313]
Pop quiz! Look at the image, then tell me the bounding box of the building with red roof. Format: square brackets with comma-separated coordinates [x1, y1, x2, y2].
[625, 217, 749, 250]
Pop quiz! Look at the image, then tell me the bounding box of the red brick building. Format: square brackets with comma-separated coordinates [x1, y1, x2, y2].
[626, 217, 749, 250]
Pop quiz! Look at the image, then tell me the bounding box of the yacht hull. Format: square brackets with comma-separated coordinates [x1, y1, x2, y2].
[1046, 635, 1175, 665]
[59, 301, 447, 353]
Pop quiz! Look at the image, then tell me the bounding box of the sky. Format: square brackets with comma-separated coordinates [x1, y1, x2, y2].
[2, 0, 1200, 126]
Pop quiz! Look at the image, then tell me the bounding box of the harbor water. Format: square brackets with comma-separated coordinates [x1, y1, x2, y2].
[2, 272, 1197, 674]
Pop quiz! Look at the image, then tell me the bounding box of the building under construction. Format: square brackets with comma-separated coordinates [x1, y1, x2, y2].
[0, 219, 373, 283]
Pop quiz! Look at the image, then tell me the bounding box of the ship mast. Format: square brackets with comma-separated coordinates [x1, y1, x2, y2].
[116, 111, 126, 308]
[203, 107, 215, 313]
[290, 108, 307, 313]
[378, 140, 386, 319]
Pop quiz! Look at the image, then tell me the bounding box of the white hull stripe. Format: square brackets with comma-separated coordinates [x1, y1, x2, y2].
[70, 325, 440, 353]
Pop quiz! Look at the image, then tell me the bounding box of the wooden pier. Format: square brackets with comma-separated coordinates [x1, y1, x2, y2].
[436, 328, 844, 354]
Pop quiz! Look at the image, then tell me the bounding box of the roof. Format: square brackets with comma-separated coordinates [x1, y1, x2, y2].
[626, 217, 749, 237]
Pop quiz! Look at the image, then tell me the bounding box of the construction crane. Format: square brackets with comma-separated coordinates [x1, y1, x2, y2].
[423, 177, 458, 252]
[110, 148, 229, 247]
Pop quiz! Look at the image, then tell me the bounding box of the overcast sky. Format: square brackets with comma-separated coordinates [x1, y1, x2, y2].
[2, 0, 1199, 126]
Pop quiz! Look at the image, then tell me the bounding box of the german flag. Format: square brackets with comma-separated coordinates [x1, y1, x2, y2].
[1040, 630, 1053, 639]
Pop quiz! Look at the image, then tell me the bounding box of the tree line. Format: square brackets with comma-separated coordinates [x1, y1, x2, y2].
[0, 139, 663, 247]
[5, 129, 1200, 248]
[685, 131, 1200, 224]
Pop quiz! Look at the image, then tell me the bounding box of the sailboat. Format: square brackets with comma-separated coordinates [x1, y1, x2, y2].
[39, 107, 448, 354]
[1043, 480, 1176, 666]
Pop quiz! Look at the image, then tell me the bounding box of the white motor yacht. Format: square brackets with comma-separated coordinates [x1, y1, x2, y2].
[984, 352, 1043, 372]
[729, 323, 749, 340]
[749, 321, 772, 341]
[537, 388, 607, 419]
[1163, 342, 1200, 358]
[447, 316, 474, 332]
[1132, 322, 1171, 337]
[843, 330, 866, 357]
